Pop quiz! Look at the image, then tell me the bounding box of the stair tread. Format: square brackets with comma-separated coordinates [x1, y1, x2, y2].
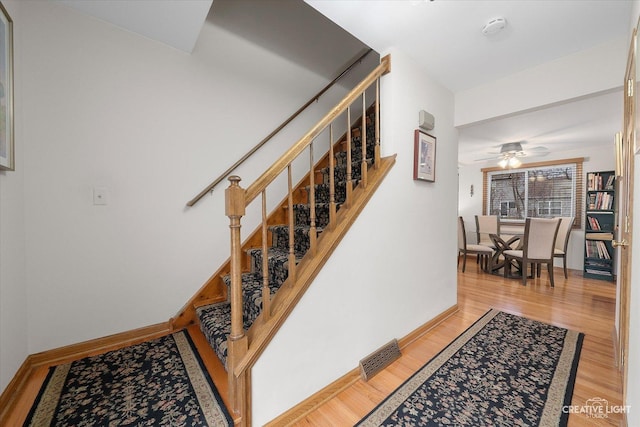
[222, 272, 280, 325]
[196, 302, 232, 369]
[319, 158, 373, 171]
[222, 272, 281, 295]
[247, 246, 299, 258]
[270, 224, 324, 233]
[305, 179, 359, 190]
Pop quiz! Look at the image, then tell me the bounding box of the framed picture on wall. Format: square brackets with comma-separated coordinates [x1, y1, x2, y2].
[0, 2, 13, 171]
[413, 129, 436, 182]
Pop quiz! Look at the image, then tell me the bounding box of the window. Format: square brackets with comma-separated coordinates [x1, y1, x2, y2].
[482, 158, 583, 227]
[500, 201, 515, 216]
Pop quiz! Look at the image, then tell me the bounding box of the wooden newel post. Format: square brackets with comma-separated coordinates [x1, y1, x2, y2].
[225, 176, 248, 418]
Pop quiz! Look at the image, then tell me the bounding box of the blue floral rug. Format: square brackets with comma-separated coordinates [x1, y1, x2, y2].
[356, 309, 584, 426]
[24, 331, 232, 426]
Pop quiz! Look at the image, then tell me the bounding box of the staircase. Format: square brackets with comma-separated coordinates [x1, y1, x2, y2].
[171, 55, 392, 425]
[195, 116, 376, 370]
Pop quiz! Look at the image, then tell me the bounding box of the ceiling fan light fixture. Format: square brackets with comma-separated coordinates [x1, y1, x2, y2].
[496, 141, 525, 168]
[499, 141, 523, 154]
[508, 157, 521, 168]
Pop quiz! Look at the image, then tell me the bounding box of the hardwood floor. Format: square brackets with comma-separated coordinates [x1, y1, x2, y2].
[290, 261, 624, 426]
[2, 260, 624, 426]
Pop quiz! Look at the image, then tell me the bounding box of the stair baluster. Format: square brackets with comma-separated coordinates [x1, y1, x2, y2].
[375, 79, 381, 168]
[346, 107, 353, 207]
[261, 191, 270, 319]
[329, 124, 337, 227]
[225, 176, 248, 416]
[309, 141, 317, 255]
[287, 165, 296, 281]
[361, 93, 368, 188]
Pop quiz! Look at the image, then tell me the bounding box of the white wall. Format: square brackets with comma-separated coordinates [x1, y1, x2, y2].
[0, 0, 28, 393]
[626, 2, 640, 425]
[0, 0, 376, 383]
[455, 37, 627, 127]
[458, 145, 615, 272]
[252, 47, 458, 425]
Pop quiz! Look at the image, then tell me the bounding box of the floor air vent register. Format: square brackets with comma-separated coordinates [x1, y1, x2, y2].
[359, 339, 401, 381]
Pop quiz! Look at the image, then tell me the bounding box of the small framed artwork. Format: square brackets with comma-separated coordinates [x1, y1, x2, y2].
[413, 129, 436, 182]
[0, 2, 13, 171]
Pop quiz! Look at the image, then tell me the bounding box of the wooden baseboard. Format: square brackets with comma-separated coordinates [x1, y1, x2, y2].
[265, 304, 459, 426]
[265, 366, 361, 427]
[0, 356, 35, 423]
[0, 321, 173, 425]
[611, 325, 620, 368]
[29, 321, 173, 367]
[398, 305, 459, 349]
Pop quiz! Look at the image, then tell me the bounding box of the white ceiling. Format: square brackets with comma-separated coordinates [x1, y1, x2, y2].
[305, 0, 632, 166]
[457, 89, 622, 166]
[304, 0, 631, 93]
[57, 0, 633, 167]
[57, 0, 213, 52]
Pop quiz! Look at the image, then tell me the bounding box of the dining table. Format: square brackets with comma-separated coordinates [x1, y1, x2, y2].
[487, 233, 523, 276]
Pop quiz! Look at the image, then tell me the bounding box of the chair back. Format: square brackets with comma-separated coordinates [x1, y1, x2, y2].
[524, 217, 561, 260]
[554, 216, 574, 253]
[475, 215, 499, 246]
[458, 216, 466, 251]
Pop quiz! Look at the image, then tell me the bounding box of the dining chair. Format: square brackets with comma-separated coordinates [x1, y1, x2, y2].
[503, 217, 561, 286]
[475, 215, 500, 247]
[553, 216, 574, 279]
[458, 216, 494, 272]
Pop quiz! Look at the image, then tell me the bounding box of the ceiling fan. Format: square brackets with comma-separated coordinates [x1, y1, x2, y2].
[475, 141, 549, 168]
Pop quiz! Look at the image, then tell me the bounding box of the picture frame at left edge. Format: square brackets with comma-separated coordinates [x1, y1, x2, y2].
[0, 1, 13, 171]
[413, 129, 436, 182]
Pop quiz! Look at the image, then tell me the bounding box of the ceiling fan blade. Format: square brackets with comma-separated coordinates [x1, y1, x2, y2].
[473, 142, 550, 163]
[474, 156, 499, 162]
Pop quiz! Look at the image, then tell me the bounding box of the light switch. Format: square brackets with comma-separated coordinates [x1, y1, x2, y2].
[93, 187, 108, 205]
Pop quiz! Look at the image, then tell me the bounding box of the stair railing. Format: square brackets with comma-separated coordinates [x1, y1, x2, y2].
[224, 55, 390, 422]
[186, 48, 374, 207]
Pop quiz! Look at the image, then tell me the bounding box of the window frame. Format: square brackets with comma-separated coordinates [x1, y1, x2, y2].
[482, 157, 583, 228]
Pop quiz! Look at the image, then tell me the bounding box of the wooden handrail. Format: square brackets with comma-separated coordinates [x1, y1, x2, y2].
[186, 48, 374, 207]
[244, 55, 391, 205]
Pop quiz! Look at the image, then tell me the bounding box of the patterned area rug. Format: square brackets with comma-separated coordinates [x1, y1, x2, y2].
[357, 309, 584, 427]
[25, 331, 232, 426]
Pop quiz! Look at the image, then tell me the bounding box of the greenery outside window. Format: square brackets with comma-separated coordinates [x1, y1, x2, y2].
[482, 158, 583, 228]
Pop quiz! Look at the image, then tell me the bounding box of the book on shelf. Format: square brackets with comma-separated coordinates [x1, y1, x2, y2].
[605, 175, 615, 190]
[589, 192, 613, 210]
[588, 173, 596, 191]
[585, 240, 594, 258]
[587, 216, 601, 230]
[587, 172, 615, 191]
[598, 240, 611, 259]
[585, 232, 613, 240]
[585, 259, 611, 268]
[585, 268, 613, 276]
[588, 173, 604, 191]
[585, 240, 611, 259]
